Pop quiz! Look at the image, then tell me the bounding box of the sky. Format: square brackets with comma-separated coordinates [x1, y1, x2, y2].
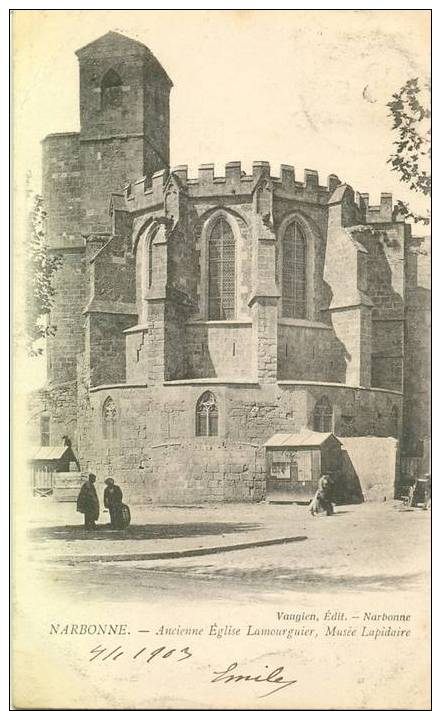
[12, 9, 431, 389]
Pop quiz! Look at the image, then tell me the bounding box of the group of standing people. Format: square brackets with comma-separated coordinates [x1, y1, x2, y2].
[76, 474, 125, 530]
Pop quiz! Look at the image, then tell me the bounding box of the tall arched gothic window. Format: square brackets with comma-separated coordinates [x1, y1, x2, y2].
[208, 218, 235, 320]
[101, 69, 123, 110]
[196, 391, 218, 436]
[102, 397, 118, 439]
[313, 396, 333, 432]
[282, 222, 307, 319]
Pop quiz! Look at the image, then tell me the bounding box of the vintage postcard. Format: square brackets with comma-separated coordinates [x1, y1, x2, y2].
[11, 9, 431, 709]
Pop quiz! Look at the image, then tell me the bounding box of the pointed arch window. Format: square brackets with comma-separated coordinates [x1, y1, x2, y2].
[148, 227, 160, 289]
[101, 69, 123, 110]
[282, 222, 307, 319]
[391, 405, 399, 438]
[313, 396, 333, 432]
[102, 397, 118, 439]
[208, 218, 235, 320]
[196, 391, 218, 436]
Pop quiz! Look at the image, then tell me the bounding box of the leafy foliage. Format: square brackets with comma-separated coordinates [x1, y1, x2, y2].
[387, 77, 431, 224]
[26, 194, 62, 356]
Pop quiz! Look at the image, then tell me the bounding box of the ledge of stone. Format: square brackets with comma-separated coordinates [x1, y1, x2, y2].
[278, 319, 332, 329]
[278, 380, 402, 395]
[163, 378, 259, 386]
[185, 320, 252, 327]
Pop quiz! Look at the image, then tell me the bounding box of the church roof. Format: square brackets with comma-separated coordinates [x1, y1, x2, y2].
[29, 446, 72, 461]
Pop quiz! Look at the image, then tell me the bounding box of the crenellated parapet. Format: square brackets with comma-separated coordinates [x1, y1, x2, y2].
[110, 161, 404, 234]
[355, 191, 402, 224]
[110, 161, 345, 215]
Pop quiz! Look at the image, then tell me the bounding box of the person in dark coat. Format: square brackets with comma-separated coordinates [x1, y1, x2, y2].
[310, 473, 334, 516]
[77, 474, 99, 529]
[318, 473, 334, 515]
[103, 478, 124, 529]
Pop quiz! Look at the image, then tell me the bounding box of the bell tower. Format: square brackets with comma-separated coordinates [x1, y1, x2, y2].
[76, 31, 172, 233]
[42, 31, 172, 386]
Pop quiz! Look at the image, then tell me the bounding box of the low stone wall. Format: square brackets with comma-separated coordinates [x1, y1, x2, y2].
[76, 382, 402, 504]
[143, 440, 265, 504]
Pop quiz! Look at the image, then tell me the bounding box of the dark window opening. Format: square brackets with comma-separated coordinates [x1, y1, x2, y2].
[101, 69, 123, 110]
[313, 396, 333, 432]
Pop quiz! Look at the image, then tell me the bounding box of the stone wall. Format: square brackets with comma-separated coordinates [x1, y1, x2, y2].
[301, 383, 401, 438]
[164, 300, 189, 381]
[354, 224, 406, 391]
[184, 322, 253, 379]
[90, 234, 136, 304]
[27, 382, 79, 450]
[46, 248, 86, 384]
[42, 133, 82, 249]
[80, 138, 145, 234]
[86, 312, 137, 387]
[75, 381, 402, 503]
[144, 441, 265, 504]
[277, 322, 346, 382]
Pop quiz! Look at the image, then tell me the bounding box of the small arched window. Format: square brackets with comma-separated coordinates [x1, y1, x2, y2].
[208, 218, 235, 320]
[282, 221, 307, 319]
[101, 69, 123, 110]
[102, 397, 118, 439]
[313, 396, 333, 432]
[196, 391, 218, 436]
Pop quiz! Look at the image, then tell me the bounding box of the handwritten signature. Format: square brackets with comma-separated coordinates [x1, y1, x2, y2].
[211, 661, 297, 697]
[87, 646, 296, 698]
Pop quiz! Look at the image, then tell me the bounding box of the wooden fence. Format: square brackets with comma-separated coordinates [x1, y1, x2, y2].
[32, 469, 54, 497]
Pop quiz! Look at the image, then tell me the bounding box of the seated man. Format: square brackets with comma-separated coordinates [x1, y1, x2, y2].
[310, 473, 334, 516]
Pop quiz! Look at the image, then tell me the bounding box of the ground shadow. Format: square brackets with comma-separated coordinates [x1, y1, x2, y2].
[41, 563, 426, 603]
[147, 564, 425, 594]
[29, 521, 261, 542]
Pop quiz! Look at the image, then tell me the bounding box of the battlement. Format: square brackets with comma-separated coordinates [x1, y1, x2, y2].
[116, 161, 344, 213]
[111, 163, 402, 226]
[355, 192, 398, 223]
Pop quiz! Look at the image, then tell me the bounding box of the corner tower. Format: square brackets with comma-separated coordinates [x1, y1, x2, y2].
[76, 31, 172, 233]
[41, 31, 172, 387]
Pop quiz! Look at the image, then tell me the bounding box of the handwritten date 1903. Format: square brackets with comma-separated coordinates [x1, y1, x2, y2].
[88, 644, 192, 664]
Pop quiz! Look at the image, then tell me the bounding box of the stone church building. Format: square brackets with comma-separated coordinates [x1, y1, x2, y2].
[28, 31, 430, 503]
